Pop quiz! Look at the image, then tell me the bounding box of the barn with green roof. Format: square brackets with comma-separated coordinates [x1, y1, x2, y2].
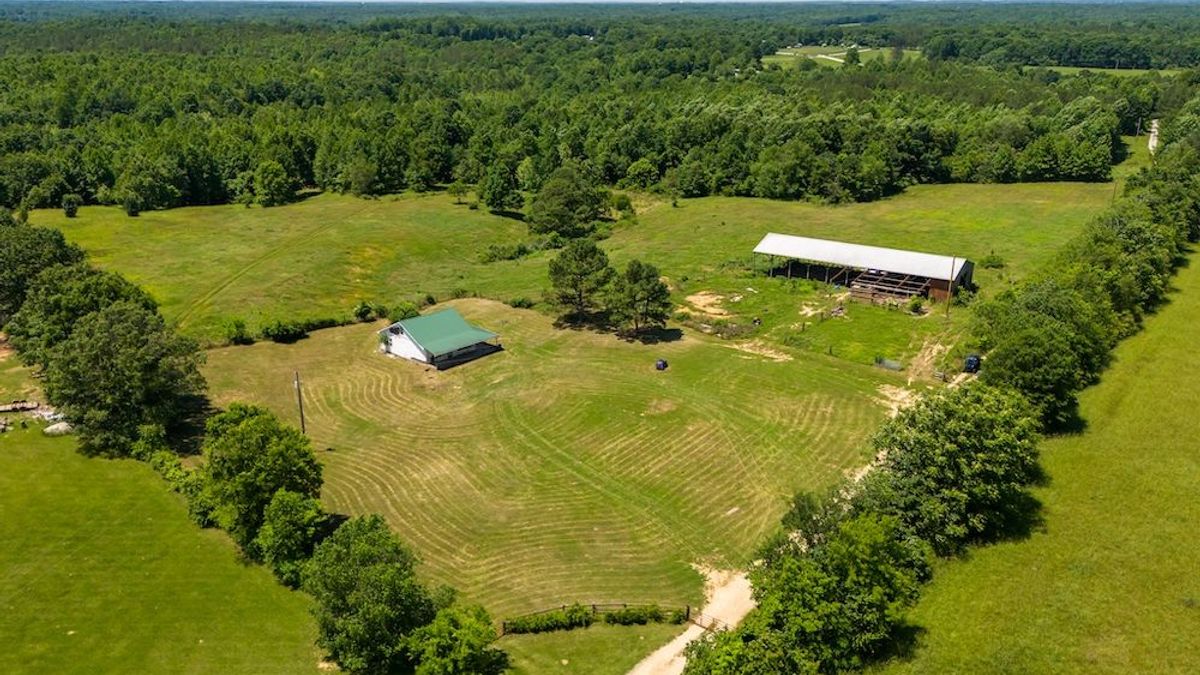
[378, 308, 499, 368]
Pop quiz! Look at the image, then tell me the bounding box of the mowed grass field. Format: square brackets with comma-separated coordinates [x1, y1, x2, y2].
[205, 298, 896, 617]
[0, 355, 319, 674]
[880, 254, 1200, 673]
[38, 176, 1118, 367]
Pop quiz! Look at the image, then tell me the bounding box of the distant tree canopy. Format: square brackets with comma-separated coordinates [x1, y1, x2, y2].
[0, 7, 1180, 216]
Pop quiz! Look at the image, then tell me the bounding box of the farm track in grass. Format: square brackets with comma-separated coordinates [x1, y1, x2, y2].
[205, 299, 891, 616]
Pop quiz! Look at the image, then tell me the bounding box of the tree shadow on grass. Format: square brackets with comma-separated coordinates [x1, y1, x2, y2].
[617, 326, 683, 345]
[984, 490, 1047, 545]
[488, 208, 526, 222]
[870, 621, 927, 667]
[167, 392, 216, 456]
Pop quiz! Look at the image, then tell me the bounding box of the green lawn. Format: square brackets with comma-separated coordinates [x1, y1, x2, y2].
[503, 623, 684, 675]
[879, 253, 1200, 673]
[204, 298, 896, 618]
[0, 423, 320, 674]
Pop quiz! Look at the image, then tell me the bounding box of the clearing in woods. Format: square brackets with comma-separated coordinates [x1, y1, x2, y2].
[882, 254, 1200, 673]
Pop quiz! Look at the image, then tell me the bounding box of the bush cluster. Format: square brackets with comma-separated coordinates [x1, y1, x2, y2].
[503, 604, 594, 634]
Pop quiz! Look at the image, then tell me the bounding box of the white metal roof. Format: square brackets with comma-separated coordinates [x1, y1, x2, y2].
[753, 233, 970, 282]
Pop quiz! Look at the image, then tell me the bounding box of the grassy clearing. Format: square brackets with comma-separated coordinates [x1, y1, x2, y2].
[0, 421, 319, 674]
[204, 298, 897, 617]
[502, 623, 683, 675]
[879, 254, 1200, 673]
[1041, 65, 1183, 78]
[39, 177, 1114, 367]
[763, 46, 924, 68]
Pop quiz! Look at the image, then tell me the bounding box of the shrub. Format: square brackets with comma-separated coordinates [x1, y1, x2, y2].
[260, 320, 306, 343]
[602, 605, 666, 626]
[353, 300, 375, 322]
[418, 293, 438, 309]
[907, 295, 925, 315]
[507, 296, 535, 309]
[62, 193, 82, 218]
[980, 250, 1006, 269]
[449, 287, 473, 300]
[479, 242, 531, 263]
[503, 604, 594, 634]
[389, 301, 420, 320]
[224, 318, 254, 345]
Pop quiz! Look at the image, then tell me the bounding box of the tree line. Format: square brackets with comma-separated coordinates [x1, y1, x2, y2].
[0, 214, 508, 674]
[681, 102, 1200, 673]
[0, 13, 1175, 216]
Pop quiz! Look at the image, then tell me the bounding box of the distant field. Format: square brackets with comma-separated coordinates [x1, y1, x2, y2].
[204, 298, 896, 616]
[880, 253, 1200, 673]
[1041, 65, 1182, 78]
[0, 411, 319, 673]
[762, 46, 923, 68]
[39, 177, 1116, 367]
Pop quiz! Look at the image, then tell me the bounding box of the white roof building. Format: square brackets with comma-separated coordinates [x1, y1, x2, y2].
[753, 233, 973, 285]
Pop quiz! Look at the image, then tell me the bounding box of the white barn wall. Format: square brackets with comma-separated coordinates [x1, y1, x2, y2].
[385, 332, 429, 363]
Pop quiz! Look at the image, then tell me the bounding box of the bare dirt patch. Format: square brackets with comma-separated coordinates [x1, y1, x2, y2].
[685, 292, 730, 317]
[727, 340, 793, 362]
[798, 303, 822, 317]
[907, 339, 949, 384]
[877, 384, 918, 418]
[644, 399, 678, 416]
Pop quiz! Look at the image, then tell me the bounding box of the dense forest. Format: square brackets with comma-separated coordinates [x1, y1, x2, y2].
[0, 2, 1195, 214]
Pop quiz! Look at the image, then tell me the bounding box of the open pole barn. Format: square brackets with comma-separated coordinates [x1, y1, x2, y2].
[753, 232, 974, 303]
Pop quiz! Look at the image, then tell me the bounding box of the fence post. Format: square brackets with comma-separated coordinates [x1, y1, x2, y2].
[686, 605, 691, 621]
[501, 621, 507, 635]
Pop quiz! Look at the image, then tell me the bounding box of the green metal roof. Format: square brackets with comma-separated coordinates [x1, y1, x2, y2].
[394, 308, 497, 358]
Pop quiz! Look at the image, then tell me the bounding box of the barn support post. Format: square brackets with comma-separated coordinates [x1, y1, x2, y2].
[945, 256, 955, 319]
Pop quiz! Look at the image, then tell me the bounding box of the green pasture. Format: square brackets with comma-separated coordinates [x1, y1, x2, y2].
[204, 298, 899, 617]
[38, 176, 1116, 368]
[880, 253, 1200, 673]
[0, 416, 319, 673]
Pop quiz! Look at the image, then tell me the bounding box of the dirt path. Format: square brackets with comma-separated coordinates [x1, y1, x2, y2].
[627, 568, 755, 675]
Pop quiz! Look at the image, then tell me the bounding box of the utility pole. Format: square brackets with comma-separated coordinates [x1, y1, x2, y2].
[294, 370, 306, 435]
